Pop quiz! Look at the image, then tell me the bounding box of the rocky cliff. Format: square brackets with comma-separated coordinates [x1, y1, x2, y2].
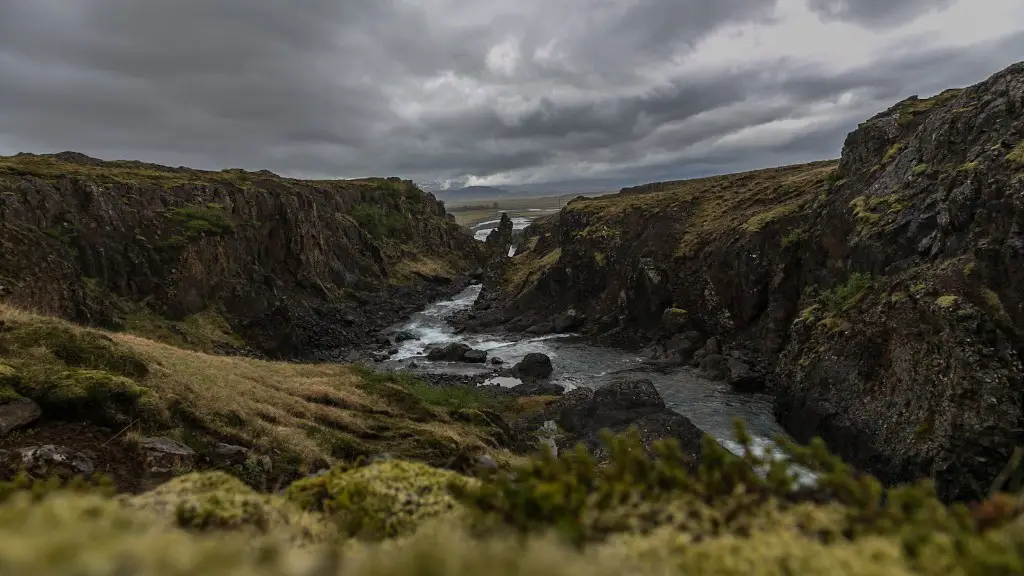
[0, 152, 484, 357]
[465, 61, 1024, 501]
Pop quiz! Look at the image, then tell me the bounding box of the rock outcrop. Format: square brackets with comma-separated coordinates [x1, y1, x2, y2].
[465, 61, 1024, 501]
[0, 153, 485, 358]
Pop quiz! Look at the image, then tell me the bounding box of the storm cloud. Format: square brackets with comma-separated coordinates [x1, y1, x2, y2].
[0, 0, 1021, 191]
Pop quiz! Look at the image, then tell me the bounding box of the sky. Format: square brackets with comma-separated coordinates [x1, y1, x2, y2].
[1, 0, 1022, 193]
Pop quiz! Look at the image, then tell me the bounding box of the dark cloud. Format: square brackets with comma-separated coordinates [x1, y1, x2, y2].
[0, 0, 1021, 190]
[807, 0, 956, 26]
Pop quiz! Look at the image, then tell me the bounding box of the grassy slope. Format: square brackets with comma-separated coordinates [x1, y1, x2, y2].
[0, 303, 517, 488]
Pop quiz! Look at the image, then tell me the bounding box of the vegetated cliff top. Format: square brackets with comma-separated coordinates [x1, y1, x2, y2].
[1, 151, 404, 192]
[0, 150, 483, 356]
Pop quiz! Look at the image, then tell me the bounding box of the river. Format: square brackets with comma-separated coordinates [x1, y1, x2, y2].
[384, 212, 808, 475]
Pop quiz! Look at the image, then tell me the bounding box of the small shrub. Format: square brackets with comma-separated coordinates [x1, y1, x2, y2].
[351, 204, 409, 240]
[819, 273, 873, 316]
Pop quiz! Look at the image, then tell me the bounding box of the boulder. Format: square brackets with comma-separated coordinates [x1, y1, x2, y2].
[426, 343, 471, 361]
[699, 354, 731, 380]
[139, 437, 197, 478]
[490, 356, 504, 365]
[0, 398, 42, 435]
[515, 379, 705, 469]
[513, 353, 554, 380]
[725, 358, 765, 392]
[426, 343, 487, 363]
[462, 349, 488, 363]
[391, 330, 416, 343]
[525, 322, 555, 335]
[660, 308, 689, 335]
[15, 445, 95, 478]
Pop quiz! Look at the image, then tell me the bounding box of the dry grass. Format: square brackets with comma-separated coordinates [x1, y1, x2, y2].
[503, 248, 562, 294]
[0, 302, 514, 480]
[391, 255, 456, 285]
[566, 161, 837, 256]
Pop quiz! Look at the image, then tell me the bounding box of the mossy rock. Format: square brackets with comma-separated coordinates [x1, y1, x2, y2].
[14, 368, 165, 426]
[0, 364, 24, 404]
[660, 308, 689, 334]
[0, 321, 148, 378]
[285, 460, 477, 539]
[127, 472, 333, 545]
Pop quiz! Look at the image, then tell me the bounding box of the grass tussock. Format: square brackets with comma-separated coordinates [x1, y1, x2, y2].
[0, 302, 513, 483]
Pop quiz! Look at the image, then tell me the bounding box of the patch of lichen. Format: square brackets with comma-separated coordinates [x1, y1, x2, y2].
[285, 460, 476, 540]
[849, 194, 906, 226]
[127, 471, 334, 545]
[1006, 142, 1024, 167]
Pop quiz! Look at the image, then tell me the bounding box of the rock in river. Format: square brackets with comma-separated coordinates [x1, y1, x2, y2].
[513, 353, 553, 379]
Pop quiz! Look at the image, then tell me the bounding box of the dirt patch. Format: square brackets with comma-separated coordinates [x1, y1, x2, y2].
[0, 419, 147, 493]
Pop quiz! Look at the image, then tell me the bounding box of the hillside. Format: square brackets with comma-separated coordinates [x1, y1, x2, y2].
[464, 61, 1024, 502]
[0, 152, 485, 358]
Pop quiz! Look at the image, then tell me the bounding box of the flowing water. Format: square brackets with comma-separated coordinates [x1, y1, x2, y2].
[388, 212, 813, 480]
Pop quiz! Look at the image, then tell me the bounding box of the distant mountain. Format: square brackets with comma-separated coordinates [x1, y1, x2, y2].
[433, 186, 512, 202]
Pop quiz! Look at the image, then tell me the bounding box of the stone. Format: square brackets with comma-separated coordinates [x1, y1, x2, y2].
[17, 445, 95, 478]
[213, 442, 250, 459]
[388, 347, 400, 355]
[513, 353, 554, 380]
[490, 356, 504, 365]
[426, 342, 471, 362]
[725, 358, 765, 392]
[0, 398, 42, 435]
[140, 437, 197, 476]
[525, 322, 555, 335]
[699, 354, 730, 380]
[391, 330, 416, 343]
[462, 348, 488, 363]
[660, 308, 689, 335]
[553, 310, 582, 332]
[703, 337, 722, 355]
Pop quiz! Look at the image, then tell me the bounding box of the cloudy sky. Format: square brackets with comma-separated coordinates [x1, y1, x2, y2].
[1, 0, 1022, 192]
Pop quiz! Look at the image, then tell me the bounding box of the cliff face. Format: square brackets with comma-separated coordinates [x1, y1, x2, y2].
[0, 152, 484, 357]
[468, 61, 1024, 501]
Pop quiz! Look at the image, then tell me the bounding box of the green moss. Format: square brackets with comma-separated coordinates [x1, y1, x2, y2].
[1006, 142, 1024, 167]
[285, 460, 474, 539]
[164, 203, 235, 238]
[983, 288, 1011, 324]
[14, 368, 164, 426]
[0, 320, 149, 378]
[956, 161, 979, 173]
[935, 295, 959, 308]
[820, 273, 873, 316]
[127, 472, 332, 545]
[123, 306, 245, 353]
[0, 364, 24, 404]
[896, 89, 963, 126]
[593, 252, 606, 267]
[351, 204, 409, 241]
[740, 199, 805, 232]
[781, 227, 808, 248]
[911, 163, 930, 176]
[882, 143, 905, 164]
[849, 195, 905, 226]
[353, 367, 511, 415]
[890, 292, 907, 305]
[798, 304, 820, 324]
